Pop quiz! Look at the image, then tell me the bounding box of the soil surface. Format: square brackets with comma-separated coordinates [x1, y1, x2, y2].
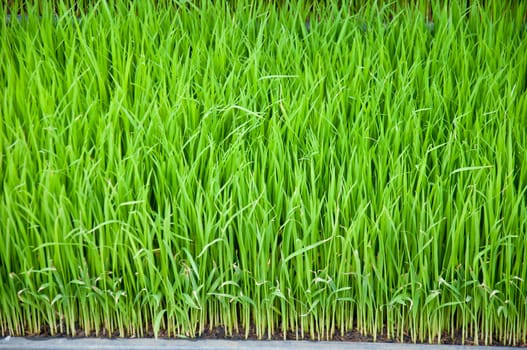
[9, 323, 525, 347]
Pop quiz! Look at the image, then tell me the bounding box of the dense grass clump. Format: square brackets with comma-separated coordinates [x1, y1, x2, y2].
[1, 0, 527, 345]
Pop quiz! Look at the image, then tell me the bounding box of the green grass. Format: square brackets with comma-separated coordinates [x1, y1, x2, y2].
[1, 0, 527, 345]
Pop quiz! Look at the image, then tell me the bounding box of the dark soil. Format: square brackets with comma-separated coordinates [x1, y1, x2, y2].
[10, 323, 527, 347]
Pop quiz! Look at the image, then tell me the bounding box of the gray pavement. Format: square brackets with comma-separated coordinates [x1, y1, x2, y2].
[0, 337, 513, 350]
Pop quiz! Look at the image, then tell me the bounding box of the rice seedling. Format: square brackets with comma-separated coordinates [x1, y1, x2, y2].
[1, 0, 527, 345]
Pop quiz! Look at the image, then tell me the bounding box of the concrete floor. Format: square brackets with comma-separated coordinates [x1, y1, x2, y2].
[0, 337, 512, 350]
